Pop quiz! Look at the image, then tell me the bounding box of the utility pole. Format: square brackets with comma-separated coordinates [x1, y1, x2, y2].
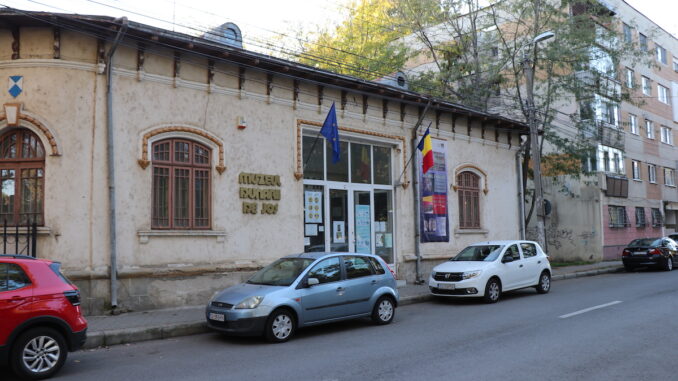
[523, 31, 554, 250]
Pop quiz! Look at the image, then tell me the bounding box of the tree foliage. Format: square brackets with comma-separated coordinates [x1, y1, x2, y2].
[297, 0, 412, 80]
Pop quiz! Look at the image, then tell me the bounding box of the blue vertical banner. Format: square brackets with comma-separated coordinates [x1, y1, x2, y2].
[418, 138, 449, 242]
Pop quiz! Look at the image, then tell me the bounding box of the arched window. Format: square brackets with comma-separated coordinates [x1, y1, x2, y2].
[0, 129, 45, 226]
[457, 171, 480, 229]
[151, 139, 211, 229]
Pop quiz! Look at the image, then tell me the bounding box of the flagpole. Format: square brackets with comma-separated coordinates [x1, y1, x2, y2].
[407, 100, 432, 285]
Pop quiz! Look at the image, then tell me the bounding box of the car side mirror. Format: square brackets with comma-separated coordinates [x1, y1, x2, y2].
[502, 255, 514, 263]
[307, 277, 319, 287]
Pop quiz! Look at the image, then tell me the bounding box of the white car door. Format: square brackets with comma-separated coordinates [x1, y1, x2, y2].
[499, 244, 523, 290]
[519, 242, 541, 287]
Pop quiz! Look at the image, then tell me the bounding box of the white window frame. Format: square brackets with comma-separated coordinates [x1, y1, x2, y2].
[646, 120, 655, 139]
[641, 76, 651, 96]
[649, 164, 657, 183]
[632, 160, 640, 180]
[658, 84, 669, 104]
[656, 44, 667, 65]
[664, 168, 675, 186]
[623, 23, 633, 44]
[625, 68, 634, 88]
[661, 126, 673, 145]
[629, 114, 638, 134]
[597, 145, 625, 175]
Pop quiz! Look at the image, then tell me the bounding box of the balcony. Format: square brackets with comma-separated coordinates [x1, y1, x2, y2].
[604, 174, 628, 198]
[581, 120, 625, 150]
[574, 70, 621, 99]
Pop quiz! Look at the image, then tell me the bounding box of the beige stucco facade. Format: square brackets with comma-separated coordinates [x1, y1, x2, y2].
[0, 14, 526, 314]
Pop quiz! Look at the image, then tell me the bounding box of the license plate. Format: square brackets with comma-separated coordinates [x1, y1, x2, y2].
[633, 252, 646, 256]
[438, 283, 455, 290]
[209, 312, 225, 322]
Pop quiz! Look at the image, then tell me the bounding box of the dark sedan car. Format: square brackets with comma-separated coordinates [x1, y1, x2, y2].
[622, 237, 678, 271]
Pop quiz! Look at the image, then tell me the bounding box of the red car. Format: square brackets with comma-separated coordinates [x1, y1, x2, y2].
[0, 255, 87, 380]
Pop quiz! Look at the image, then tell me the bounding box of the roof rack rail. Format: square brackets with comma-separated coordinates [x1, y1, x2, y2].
[0, 254, 37, 260]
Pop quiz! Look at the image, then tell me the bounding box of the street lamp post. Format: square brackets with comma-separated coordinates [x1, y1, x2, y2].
[523, 31, 554, 251]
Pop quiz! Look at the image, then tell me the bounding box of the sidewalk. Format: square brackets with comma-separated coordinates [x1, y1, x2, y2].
[83, 261, 623, 349]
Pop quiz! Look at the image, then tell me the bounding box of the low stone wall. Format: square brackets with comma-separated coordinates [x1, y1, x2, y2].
[68, 266, 257, 315]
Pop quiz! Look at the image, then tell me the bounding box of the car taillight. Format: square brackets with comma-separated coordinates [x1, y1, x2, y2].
[622, 249, 631, 257]
[64, 290, 81, 306]
[385, 263, 397, 279]
[649, 249, 662, 256]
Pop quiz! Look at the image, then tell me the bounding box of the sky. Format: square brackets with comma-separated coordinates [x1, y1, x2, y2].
[0, 0, 676, 52]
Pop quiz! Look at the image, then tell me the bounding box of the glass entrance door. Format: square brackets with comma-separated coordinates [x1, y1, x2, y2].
[328, 188, 349, 252]
[353, 190, 372, 254]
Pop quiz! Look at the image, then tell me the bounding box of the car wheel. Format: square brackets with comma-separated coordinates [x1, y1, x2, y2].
[265, 309, 295, 343]
[371, 296, 395, 325]
[624, 264, 634, 272]
[664, 256, 673, 271]
[483, 278, 501, 303]
[536, 271, 551, 294]
[10, 327, 67, 380]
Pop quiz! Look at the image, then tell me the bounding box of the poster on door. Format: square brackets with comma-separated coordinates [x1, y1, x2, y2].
[355, 204, 371, 253]
[418, 137, 449, 242]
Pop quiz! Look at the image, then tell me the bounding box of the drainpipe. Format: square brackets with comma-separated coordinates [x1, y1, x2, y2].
[516, 140, 528, 240]
[106, 17, 128, 310]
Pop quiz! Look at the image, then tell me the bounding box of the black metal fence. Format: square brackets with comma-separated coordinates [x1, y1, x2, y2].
[1, 220, 38, 257]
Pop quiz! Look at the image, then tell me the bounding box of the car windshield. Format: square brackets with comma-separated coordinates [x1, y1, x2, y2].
[247, 258, 315, 286]
[628, 238, 659, 247]
[450, 245, 503, 262]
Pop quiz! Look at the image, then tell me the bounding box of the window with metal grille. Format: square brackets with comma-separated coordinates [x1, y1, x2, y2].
[635, 207, 646, 227]
[651, 208, 663, 227]
[457, 171, 480, 229]
[608, 205, 629, 228]
[151, 139, 211, 229]
[0, 129, 45, 226]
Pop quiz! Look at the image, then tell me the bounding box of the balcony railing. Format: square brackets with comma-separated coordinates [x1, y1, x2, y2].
[581, 119, 625, 149]
[574, 70, 622, 99]
[605, 174, 628, 198]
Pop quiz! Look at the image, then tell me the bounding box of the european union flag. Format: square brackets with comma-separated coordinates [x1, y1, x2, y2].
[320, 102, 341, 163]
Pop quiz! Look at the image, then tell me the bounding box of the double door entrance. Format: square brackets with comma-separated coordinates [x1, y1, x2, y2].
[304, 183, 394, 265]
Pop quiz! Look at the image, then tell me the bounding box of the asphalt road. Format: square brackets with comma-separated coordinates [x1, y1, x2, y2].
[4, 269, 678, 381]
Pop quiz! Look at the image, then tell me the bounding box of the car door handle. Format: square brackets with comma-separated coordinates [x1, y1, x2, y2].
[371, 280, 377, 285]
[538, 261, 541, 264]
[519, 264, 524, 268]
[336, 287, 345, 292]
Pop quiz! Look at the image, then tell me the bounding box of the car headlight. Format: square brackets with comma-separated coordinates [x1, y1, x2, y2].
[462, 270, 481, 280]
[235, 296, 264, 309]
[430, 271, 436, 278]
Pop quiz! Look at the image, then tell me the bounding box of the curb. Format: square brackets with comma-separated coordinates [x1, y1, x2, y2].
[83, 322, 208, 349]
[82, 266, 624, 349]
[551, 266, 623, 281]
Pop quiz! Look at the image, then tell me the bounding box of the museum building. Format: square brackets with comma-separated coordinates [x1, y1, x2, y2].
[0, 9, 527, 314]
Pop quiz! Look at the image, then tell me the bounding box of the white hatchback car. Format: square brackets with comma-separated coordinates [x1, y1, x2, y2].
[428, 240, 552, 303]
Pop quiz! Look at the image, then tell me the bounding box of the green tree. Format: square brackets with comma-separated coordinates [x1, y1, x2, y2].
[394, 0, 653, 226]
[298, 0, 412, 80]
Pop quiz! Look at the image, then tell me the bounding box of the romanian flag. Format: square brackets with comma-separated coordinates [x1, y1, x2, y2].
[417, 127, 434, 174]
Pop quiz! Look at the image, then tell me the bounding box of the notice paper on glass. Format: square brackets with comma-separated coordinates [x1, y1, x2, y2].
[305, 224, 318, 236]
[384, 233, 393, 248]
[304, 191, 323, 223]
[333, 221, 346, 243]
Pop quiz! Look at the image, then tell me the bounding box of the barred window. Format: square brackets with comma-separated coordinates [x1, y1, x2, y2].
[457, 171, 480, 229]
[151, 139, 211, 229]
[651, 208, 663, 227]
[635, 207, 646, 228]
[608, 205, 629, 228]
[0, 129, 45, 226]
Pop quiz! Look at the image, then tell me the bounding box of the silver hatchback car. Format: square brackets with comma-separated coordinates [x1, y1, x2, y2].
[205, 252, 399, 342]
